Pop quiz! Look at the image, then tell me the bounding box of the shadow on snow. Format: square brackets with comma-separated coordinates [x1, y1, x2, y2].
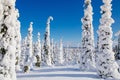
[17, 67, 98, 79]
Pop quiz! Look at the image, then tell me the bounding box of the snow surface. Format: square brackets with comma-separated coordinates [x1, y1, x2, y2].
[17, 65, 104, 80]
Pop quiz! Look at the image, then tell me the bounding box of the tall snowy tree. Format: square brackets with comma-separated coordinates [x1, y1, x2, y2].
[24, 22, 33, 72]
[44, 16, 53, 66]
[96, 0, 120, 79]
[58, 39, 64, 64]
[34, 32, 41, 67]
[0, 0, 20, 80]
[15, 9, 21, 71]
[80, 0, 95, 71]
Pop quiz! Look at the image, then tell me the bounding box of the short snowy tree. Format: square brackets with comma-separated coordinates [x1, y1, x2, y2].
[114, 31, 120, 60]
[64, 45, 69, 65]
[58, 39, 64, 64]
[50, 39, 54, 65]
[80, 0, 95, 71]
[34, 32, 41, 67]
[96, 0, 120, 79]
[24, 22, 33, 72]
[20, 37, 27, 70]
[77, 44, 81, 64]
[52, 42, 59, 65]
[64, 44, 73, 65]
[114, 31, 120, 72]
[44, 16, 53, 66]
[0, 0, 20, 80]
[41, 40, 45, 66]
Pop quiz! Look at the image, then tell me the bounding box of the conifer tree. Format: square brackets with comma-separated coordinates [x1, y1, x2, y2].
[53, 42, 59, 65]
[0, 0, 20, 80]
[58, 39, 64, 64]
[80, 0, 95, 71]
[96, 0, 120, 79]
[34, 32, 41, 67]
[51, 39, 54, 65]
[44, 16, 53, 66]
[41, 40, 45, 66]
[24, 22, 33, 72]
[115, 31, 120, 61]
[15, 10, 21, 71]
[20, 37, 27, 70]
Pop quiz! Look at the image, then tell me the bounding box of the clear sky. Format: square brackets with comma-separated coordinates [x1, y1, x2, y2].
[16, 0, 120, 45]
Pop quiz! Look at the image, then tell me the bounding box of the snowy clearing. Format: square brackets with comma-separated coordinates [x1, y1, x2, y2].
[17, 66, 103, 80]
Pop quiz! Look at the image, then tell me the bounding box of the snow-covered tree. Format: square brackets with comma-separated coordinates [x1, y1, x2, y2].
[44, 16, 53, 66]
[58, 39, 64, 64]
[52, 42, 59, 65]
[41, 40, 45, 66]
[114, 31, 120, 60]
[15, 10, 21, 71]
[64, 44, 73, 65]
[24, 22, 33, 72]
[34, 32, 41, 67]
[96, 0, 120, 79]
[50, 39, 54, 65]
[117, 33, 120, 60]
[114, 31, 120, 72]
[80, 0, 95, 71]
[0, 0, 20, 80]
[20, 37, 27, 70]
[74, 44, 81, 64]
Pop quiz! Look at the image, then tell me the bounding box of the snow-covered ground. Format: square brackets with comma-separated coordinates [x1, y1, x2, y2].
[17, 65, 103, 80]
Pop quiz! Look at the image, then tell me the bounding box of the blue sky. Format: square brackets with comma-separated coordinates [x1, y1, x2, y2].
[16, 0, 120, 44]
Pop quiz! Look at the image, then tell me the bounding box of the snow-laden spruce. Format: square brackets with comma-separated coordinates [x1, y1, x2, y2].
[23, 22, 33, 72]
[15, 10, 21, 71]
[80, 0, 95, 71]
[20, 37, 27, 70]
[96, 0, 120, 79]
[50, 39, 54, 65]
[34, 32, 41, 67]
[52, 42, 59, 65]
[41, 40, 45, 66]
[0, 0, 20, 80]
[64, 45, 72, 65]
[114, 31, 120, 72]
[58, 39, 64, 64]
[44, 16, 53, 66]
[64, 44, 77, 65]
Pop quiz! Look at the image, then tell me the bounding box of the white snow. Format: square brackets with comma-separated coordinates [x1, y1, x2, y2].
[17, 65, 102, 80]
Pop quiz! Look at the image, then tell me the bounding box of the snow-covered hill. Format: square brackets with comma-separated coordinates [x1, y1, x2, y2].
[17, 66, 102, 80]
